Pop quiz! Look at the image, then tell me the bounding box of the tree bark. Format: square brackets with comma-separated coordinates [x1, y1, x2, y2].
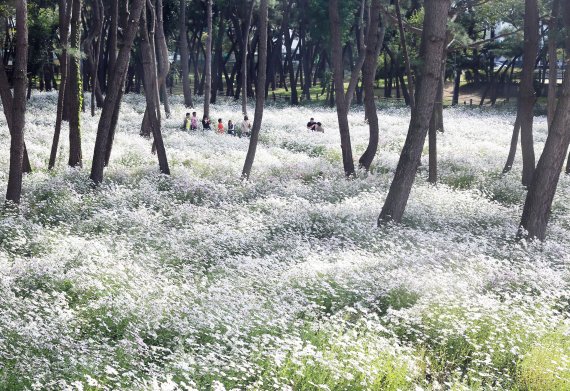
[140, 0, 170, 174]
[154, 0, 170, 117]
[359, 0, 384, 171]
[5, 0, 27, 204]
[395, 0, 415, 108]
[345, 0, 367, 112]
[240, 1, 255, 114]
[547, 0, 560, 129]
[211, 10, 225, 104]
[90, 0, 146, 185]
[204, 0, 212, 117]
[48, 0, 73, 170]
[378, 0, 451, 224]
[518, 0, 539, 187]
[68, 0, 82, 168]
[179, 0, 193, 107]
[329, 0, 356, 177]
[519, 0, 570, 240]
[242, 0, 268, 179]
[283, 7, 298, 104]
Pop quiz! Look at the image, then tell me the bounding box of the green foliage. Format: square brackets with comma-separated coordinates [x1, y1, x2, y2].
[518, 329, 570, 390]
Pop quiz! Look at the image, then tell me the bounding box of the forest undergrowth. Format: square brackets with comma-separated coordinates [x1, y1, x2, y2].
[0, 93, 569, 390]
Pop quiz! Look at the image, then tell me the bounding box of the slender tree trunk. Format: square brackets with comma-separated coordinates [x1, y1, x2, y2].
[378, 0, 451, 224]
[140, 0, 169, 174]
[518, 0, 539, 187]
[179, 0, 193, 107]
[241, 1, 255, 114]
[203, 0, 212, 117]
[5, 0, 27, 204]
[395, 0, 415, 108]
[329, 0, 355, 177]
[90, 0, 145, 184]
[242, 0, 268, 179]
[283, 6, 298, 104]
[90, 0, 103, 116]
[68, 0, 82, 168]
[359, 0, 384, 171]
[547, 0, 560, 129]
[211, 11, 224, 104]
[503, 111, 522, 173]
[108, 0, 118, 90]
[154, 0, 170, 117]
[345, 0, 366, 112]
[49, 0, 72, 169]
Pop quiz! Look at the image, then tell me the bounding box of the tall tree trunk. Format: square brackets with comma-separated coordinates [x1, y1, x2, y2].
[154, 0, 170, 117]
[519, 1, 570, 240]
[49, 0, 72, 170]
[329, 0, 355, 177]
[90, 0, 104, 116]
[211, 11, 225, 104]
[283, 7, 298, 104]
[241, 1, 255, 114]
[203, 0, 212, 117]
[90, 0, 145, 185]
[345, 0, 367, 112]
[395, 0, 415, 108]
[108, 0, 118, 90]
[518, 0, 539, 187]
[547, 0, 560, 129]
[5, 0, 27, 204]
[140, 0, 169, 174]
[242, 0, 268, 179]
[378, 0, 450, 224]
[179, 0, 193, 107]
[358, 0, 384, 171]
[68, 0, 82, 168]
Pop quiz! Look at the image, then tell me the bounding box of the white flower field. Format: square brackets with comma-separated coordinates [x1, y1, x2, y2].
[0, 93, 569, 390]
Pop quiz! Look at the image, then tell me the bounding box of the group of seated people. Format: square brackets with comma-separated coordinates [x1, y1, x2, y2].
[182, 113, 324, 136]
[306, 118, 324, 132]
[182, 112, 252, 137]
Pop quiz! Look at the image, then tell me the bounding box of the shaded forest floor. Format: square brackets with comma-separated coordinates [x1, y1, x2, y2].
[0, 93, 569, 390]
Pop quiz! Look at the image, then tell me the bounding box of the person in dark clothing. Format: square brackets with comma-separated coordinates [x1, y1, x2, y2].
[202, 115, 211, 130]
[307, 117, 317, 131]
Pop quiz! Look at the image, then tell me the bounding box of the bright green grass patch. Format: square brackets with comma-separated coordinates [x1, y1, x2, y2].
[518, 328, 570, 390]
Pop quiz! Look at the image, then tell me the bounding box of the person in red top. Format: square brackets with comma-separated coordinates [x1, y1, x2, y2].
[217, 118, 225, 134]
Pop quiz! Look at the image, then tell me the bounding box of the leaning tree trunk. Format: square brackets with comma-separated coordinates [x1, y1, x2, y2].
[547, 0, 560, 129]
[378, 0, 451, 224]
[90, 0, 145, 185]
[518, 0, 539, 187]
[5, 0, 28, 204]
[140, 0, 169, 174]
[203, 0, 212, 117]
[329, 0, 355, 177]
[179, 0, 192, 107]
[359, 0, 384, 171]
[519, 1, 570, 240]
[68, 0, 82, 168]
[344, 0, 366, 112]
[242, 0, 268, 179]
